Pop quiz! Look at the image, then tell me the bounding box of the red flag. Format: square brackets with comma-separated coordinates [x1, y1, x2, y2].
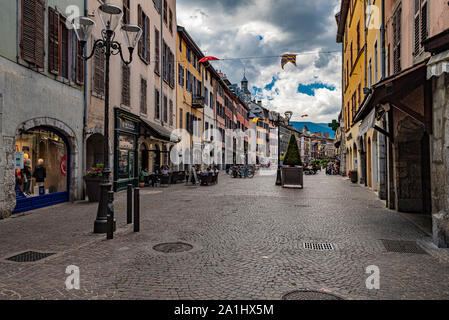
[301, 114, 308, 118]
[199, 56, 219, 63]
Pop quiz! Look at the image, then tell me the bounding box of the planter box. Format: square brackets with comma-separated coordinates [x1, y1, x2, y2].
[84, 176, 102, 202]
[281, 166, 304, 189]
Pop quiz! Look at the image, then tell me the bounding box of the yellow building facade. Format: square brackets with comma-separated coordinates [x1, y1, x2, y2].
[176, 26, 205, 166]
[337, 0, 366, 181]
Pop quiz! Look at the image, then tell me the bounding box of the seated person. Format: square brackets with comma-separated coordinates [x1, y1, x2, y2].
[161, 165, 169, 175]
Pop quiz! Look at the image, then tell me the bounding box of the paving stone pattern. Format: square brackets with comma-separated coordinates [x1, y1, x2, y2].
[0, 171, 449, 300]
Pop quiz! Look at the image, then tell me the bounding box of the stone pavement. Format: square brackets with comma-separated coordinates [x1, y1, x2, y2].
[1, 170, 449, 300]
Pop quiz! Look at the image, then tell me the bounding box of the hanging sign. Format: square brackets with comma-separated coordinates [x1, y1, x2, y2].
[14, 152, 24, 170]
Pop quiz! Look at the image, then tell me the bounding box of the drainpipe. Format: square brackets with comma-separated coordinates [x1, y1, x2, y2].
[380, 0, 386, 79]
[160, 0, 164, 129]
[82, 0, 88, 199]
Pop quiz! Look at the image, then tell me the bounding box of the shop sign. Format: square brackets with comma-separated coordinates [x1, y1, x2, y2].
[119, 135, 135, 150]
[118, 118, 137, 132]
[14, 151, 24, 169]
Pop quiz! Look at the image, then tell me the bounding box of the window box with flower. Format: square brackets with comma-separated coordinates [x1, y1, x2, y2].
[83, 164, 104, 202]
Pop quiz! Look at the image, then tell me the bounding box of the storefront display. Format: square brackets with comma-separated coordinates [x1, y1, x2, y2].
[114, 109, 139, 191]
[13, 127, 69, 213]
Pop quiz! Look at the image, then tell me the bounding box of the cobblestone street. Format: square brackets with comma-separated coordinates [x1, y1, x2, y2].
[1, 171, 449, 300]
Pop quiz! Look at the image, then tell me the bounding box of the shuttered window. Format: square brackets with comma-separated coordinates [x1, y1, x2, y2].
[169, 100, 173, 126]
[169, 9, 173, 34]
[414, 0, 428, 56]
[138, 6, 150, 64]
[48, 7, 59, 74]
[93, 47, 105, 95]
[178, 64, 184, 87]
[140, 78, 147, 115]
[154, 88, 160, 120]
[76, 39, 84, 84]
[392, 5, 401, 74]
[163, 0, 168, 24]
[163, 95, 168, 123]
[154, 28, 160, 74]
[121, 64, 130, 106]
[21, 0, 45, 68]
[123, 0, 130, 25]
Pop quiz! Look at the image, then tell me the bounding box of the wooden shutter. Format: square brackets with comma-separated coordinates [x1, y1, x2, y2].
[35, 0, 45, 68]
[138, 5, 143, 58]
[140, 78, 147, 114]
[123, 0, 130, 25]
[420, 2, 428, 44]
[169, 100, 173, 126]
[94, 48, 105, 95]
[393, 6, 401, 73]
[48, 7, 59, 74]
[145, 16, 150, 63]
[76, 39, 84, 84]
[154, 28, 160, 73]
[21, 0, 45, 67]
[121, 64, 130, 106]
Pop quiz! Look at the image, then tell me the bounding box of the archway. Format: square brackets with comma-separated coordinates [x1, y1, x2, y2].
[86, 133, 104, 170]
[14, 125, 73, 213]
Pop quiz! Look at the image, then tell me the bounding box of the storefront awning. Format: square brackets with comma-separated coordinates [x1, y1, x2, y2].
[427, 50, 449, 79]
[140, 119, 179, 143]
[353, 60, 428, 123]
[358, 108, 376, 137]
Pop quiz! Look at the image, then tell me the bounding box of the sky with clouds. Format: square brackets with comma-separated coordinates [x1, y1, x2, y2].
[177, 0, 342, 123]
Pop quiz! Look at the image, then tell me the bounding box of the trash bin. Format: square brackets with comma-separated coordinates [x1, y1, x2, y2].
[350, 170, 358, 183]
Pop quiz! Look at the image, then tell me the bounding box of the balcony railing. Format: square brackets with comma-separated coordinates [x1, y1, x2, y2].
[192, 95, 205, 108]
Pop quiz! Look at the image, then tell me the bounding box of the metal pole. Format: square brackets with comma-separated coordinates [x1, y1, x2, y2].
[106, 191, 114, 240]
[276, 114, 282, 185]
[127, 184, 132, 224]
[134, 187, 140, 232]
[94, 30, 114, 233]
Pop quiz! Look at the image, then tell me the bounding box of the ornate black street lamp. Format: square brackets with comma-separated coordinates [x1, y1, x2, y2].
[72, 4, 142, 233]
[276, 111, 293, 185]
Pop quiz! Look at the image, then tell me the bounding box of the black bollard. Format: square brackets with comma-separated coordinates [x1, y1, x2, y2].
[134, 187, 140, 232]
[127, 184, 133, 224]
[106, 191, 114, 240]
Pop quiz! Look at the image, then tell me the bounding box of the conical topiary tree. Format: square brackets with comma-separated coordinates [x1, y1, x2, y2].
[283, 134, 302, 166]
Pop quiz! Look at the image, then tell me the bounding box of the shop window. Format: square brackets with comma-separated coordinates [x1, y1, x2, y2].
[15, 128, 68, 198]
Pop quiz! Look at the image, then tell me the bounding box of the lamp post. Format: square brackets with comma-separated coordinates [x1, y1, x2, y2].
[73, 4, 142, 233]
[276, 111, 293, 185]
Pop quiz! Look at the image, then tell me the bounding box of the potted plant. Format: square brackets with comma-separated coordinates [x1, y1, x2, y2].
[139, 176, 145, 188]
[83, 164, 103, 202]
[281, 134, 304, 189]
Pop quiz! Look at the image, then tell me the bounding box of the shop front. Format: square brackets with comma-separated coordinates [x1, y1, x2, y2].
[13, 126, 70, 213]
[114, 109, 140, 191]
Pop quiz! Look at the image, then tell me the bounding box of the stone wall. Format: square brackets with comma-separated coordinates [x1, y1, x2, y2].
[431, 73, 449, 247]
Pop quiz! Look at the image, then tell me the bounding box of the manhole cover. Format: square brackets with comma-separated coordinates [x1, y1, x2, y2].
[283, 290, 343, 300]
[6, 251, 55, 262]
[303, 242, 334, 251]
[381, 239, 427, 254]
[153, 242, 193, 253]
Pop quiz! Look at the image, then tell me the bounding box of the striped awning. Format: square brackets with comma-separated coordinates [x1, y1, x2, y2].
[427, 50, 449, 79]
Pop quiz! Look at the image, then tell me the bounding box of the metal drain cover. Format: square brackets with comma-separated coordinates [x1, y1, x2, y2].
[153, 242, 193, 253]
[303, 242, 334, 251]
[381, 239, 427, 254]
[283, 290, 343, 300]
[6, 251, 55, 262]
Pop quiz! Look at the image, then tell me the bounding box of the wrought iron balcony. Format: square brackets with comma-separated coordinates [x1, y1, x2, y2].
[192, 95, 205, 108]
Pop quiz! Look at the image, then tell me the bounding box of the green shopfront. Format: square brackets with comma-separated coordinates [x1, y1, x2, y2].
[114, 109, 139, 191]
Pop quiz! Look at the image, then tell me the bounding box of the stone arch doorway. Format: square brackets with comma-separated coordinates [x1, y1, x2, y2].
[394, 116, 431, 214]
[13, 118, 79, 213]
[86, 133, 104, 170]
